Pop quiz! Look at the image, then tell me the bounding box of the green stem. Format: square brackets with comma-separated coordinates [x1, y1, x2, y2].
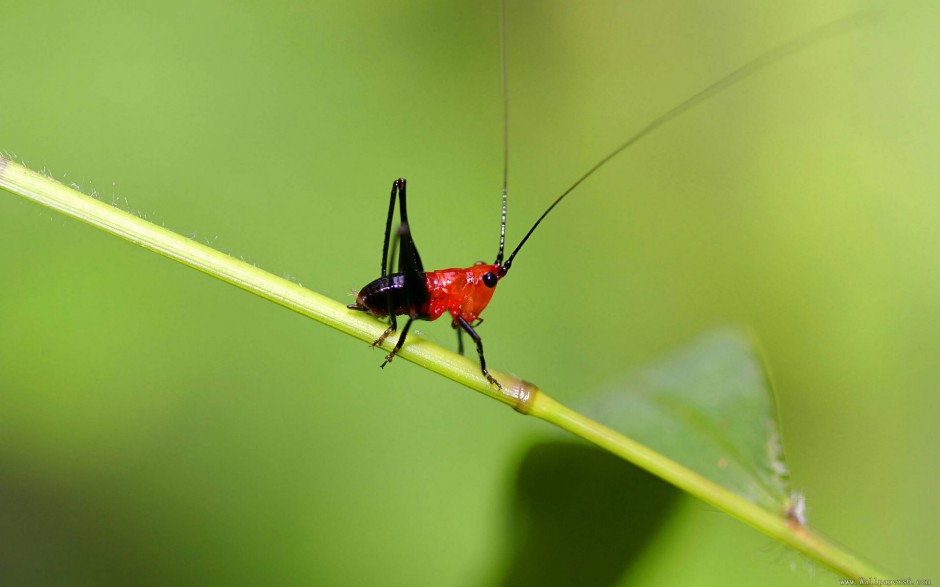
[0, 156, 887, 579]
[529, 393, 885, 579]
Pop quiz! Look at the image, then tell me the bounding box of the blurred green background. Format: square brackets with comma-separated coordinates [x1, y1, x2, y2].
[1, 0, 937, 584]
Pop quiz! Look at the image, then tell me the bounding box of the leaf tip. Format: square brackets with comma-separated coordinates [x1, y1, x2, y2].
[785, 490, 808, 527]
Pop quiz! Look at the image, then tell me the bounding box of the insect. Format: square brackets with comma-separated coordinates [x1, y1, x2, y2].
[348, 5, 859, 389]
[347, 175, 518, 389]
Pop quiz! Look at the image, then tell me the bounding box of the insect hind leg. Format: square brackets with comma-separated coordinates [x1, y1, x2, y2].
[381, 317, 414, 368]
[371, 313, 397, 349]
[380, 179, 403, 278]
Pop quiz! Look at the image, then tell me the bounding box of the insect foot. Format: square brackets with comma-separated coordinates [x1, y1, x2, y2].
[485, 372, 503, 390]
[371, 326, 395, 349]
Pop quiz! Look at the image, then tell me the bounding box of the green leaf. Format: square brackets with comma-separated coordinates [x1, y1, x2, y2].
[573, 328, 791, 513]
[498, 330, 789, 584]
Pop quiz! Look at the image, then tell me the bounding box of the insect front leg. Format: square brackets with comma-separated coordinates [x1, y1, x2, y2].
[453, 321, 465, 356]
[455, 315, 501, 389]
[453, 318, 484, 356]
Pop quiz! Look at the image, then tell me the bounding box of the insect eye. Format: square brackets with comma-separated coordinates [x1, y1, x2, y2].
[483, 272, 498, 288]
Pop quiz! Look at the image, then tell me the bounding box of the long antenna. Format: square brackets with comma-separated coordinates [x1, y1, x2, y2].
[494, 0, 509, 266]
[498, 12, 873, 276]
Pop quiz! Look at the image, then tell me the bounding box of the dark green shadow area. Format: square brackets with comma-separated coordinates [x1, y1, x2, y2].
[0, 472, 136, 585]
[495, 442, 680, 587]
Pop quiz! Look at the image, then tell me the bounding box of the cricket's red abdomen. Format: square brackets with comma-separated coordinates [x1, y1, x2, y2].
[422, 263, 501, 323]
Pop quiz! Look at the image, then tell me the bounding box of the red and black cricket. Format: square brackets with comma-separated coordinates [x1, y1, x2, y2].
[347, 7, 855, 389]
[347, 175, 548, 390]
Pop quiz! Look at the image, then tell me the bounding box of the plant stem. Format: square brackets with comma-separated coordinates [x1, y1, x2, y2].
[528, 393, 886, 580]
[0, 156, 888, 579]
